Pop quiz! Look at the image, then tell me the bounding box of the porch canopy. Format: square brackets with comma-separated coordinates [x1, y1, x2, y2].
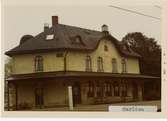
[6, 71, 160, 81]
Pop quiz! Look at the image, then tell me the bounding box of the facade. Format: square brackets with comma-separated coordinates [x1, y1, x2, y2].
[5, 16, 160, 110]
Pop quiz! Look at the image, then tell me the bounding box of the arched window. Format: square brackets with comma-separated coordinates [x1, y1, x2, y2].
[112, 58, 118, 73]
[35, 56, 43, 72]
[104, 45, 108, 51]
[122, 58, 127, 73]
[97, 57, 103, 72]
[85, 56, 92, 71]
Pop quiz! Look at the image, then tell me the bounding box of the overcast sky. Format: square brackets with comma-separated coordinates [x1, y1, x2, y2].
[3, 4, 161, 53]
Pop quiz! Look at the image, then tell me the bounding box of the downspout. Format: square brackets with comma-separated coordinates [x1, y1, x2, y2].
[64, 51, 68, 72]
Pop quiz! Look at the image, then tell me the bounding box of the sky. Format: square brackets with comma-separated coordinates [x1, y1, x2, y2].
[2, 2, 161, 54]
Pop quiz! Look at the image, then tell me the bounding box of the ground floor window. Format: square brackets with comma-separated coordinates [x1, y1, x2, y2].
[87, 81, 130, 98]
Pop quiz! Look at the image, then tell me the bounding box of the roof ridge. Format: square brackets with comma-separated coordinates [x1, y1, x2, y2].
[55, 24, 101, 33]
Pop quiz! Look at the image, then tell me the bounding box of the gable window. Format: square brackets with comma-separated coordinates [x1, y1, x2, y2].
[122, 58, 127, 73]
[85, 56, 92, 71]
[87, 81, 94, 97]
[112, 58, 118, 73]
[104, 45, 108, 51]
[97, 57, 104, 72]
[114, 81, 120, 96]
[35, 56, 43, 72]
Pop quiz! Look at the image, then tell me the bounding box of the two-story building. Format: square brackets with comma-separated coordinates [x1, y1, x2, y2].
[5, 16, 160, 110]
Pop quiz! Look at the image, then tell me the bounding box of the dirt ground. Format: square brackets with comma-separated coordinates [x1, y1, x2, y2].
[32, 100, 161, 111]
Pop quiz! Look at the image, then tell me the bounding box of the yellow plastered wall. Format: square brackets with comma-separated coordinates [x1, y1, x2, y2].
[67, 39, 140, 74]
[12, 39, 140, 74]
[12, 53, 64, 74]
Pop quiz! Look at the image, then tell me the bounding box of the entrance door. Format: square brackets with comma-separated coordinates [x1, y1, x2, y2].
[72, 82, 81, 105]
[133, 82, 138, 100]
[35, 88, 44, 107]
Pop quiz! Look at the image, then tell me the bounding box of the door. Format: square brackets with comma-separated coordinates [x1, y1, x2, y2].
[35, 88, 44, 107]
[133, 82, 138, 100]
[72, 82, 81, 105]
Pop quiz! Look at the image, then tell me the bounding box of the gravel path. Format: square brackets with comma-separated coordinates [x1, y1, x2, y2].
[32, 100, 161, 111]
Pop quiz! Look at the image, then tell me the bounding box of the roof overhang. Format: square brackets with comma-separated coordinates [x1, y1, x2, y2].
[6, 71, 160, 81]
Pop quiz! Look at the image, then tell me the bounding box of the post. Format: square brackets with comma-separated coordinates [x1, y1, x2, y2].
[68, 86, 73, 110]
[138, 82, 143, 101]
[15, 84, 18, 110]
[7, 81, 10, 111]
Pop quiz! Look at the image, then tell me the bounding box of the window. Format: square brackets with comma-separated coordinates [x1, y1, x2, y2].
[87, 81, 94, 97]
[122, 58, 127, 73]
[114, 82, 120, 96]
[112, 58, 118, 73]
[46, 34, 54, 40]
[75, 36, 81, 43]
[85, 56, 92, 71]
[104, 45, 108, 51]
[105, 82, 112, 96]
[97, 57, 103, 72]
[71, 35, 82, 44]
[35, 56, 43, 72]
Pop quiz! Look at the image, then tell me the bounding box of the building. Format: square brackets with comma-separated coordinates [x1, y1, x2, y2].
[5, 16, 160, 110]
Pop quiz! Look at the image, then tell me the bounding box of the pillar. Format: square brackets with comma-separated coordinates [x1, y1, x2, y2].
[68, 86, 73, 110]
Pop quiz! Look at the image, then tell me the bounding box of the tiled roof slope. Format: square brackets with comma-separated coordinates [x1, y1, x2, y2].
[5, 24, 140, 58]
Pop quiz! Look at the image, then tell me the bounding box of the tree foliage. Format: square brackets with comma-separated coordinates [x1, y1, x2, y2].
[122, 32, 161, 76]
[5, 58, 12, 78]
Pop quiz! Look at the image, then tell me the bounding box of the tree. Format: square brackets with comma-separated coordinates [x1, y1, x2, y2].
[122, 32, 161, 76]
[5, 58, 13, 78]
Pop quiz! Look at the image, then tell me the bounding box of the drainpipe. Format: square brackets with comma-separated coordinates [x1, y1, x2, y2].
[64, 51, 68, 72]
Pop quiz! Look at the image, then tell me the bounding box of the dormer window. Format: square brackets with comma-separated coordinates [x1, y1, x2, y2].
[71, 35, 83, 44]
[46, 34, 54, 40]
[75, 36, 81, 43]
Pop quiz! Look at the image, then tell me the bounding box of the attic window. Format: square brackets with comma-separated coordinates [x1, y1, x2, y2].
[46, 34, 54, 40]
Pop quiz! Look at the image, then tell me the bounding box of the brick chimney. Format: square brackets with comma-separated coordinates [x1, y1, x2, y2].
[52, 16, 58, 26]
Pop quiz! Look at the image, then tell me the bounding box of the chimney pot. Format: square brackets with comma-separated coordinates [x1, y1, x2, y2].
[44, 23, 49, 32]
[52, 16, 58, 26]
[102, 24, 108, 32]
